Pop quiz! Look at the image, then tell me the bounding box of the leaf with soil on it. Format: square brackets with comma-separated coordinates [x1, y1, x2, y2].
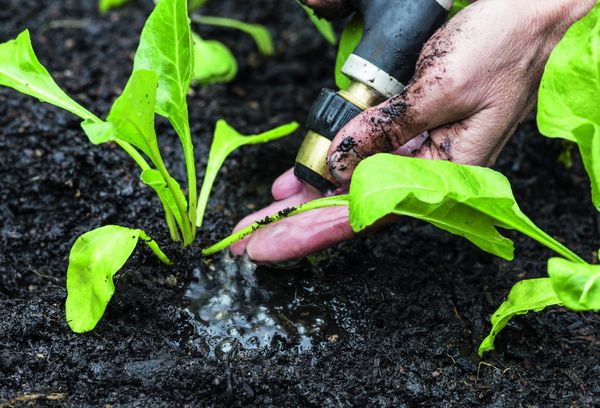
[66, 225, 171, 333]
[204, 154, 583, 264]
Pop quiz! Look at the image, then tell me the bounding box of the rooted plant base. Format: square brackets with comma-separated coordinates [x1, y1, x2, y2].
[1, 0, 599, 406]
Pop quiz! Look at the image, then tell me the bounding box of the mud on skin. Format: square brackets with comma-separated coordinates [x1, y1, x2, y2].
[1, 0, 600, 406]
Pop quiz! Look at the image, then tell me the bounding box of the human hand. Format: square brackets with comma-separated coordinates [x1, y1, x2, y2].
[232, 0, 595, 263]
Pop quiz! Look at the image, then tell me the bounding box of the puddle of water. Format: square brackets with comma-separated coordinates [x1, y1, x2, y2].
[183, 253, 340, 359]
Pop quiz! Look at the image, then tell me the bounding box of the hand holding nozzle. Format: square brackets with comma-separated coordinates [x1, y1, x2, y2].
[231, 0, 595, 262]
[295, 0, 451, 193]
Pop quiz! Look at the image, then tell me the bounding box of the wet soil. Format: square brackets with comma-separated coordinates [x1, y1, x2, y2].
[1, 0, 600, 406]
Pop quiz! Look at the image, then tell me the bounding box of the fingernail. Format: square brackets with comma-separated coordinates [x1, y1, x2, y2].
[328, 152, 343, 182]
[328, 152, 353, 182]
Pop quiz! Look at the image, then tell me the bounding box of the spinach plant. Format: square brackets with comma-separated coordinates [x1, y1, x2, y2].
[204, 153, 582, 264]
[0, 0, 297, 332]
[478, 2, 600, 356]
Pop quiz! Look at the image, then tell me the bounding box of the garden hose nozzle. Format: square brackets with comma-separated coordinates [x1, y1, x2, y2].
[294, 0, 453, 193]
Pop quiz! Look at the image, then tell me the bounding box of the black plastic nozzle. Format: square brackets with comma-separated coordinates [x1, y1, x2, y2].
[350, 0, 448, 84]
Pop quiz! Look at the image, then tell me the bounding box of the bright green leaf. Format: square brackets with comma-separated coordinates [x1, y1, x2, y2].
[196, 120, 299, 227]
[478, 278, 560, 356]
[65, 225, 171, 333]
[192, 33, 237, 84]
[349, 154, 583, 263]
[537, 3, 600, 209]
[191, 15, 274, 56]
[81, 120, 117, 145]
[298, 1, 336, 45]
[0, 30, 97, 122]
[548, 257, 600, 311]
[107, 69, 159, 160]
[335, 14, 363, 90]
[133, 0, 197, 229]
[134, 0, 193, 151]
[99, 0, 129, 12]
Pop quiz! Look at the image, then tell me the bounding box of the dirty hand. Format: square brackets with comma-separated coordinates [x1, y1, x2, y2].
[231, 0, 595, 263]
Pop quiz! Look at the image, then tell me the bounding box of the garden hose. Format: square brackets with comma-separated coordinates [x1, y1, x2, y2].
[294, 0, 452, 193]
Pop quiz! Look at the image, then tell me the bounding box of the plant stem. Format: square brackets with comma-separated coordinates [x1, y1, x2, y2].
[182, 119, 198, 240]
[202, 195, 350, 256]
[139, 231, 172, 265]
[85, 111, 153, 171]
[154, 159, 193, 246]
[517, 223, 585, 264]
[115, 139, 151, 171]
[163, 205, 181, 242]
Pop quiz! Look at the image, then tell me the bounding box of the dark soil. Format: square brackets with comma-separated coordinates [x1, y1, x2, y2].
[1, 0, 599, 406]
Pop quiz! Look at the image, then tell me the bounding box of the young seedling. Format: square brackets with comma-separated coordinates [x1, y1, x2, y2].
[477, 278, 560, 356]
[478, 257, 600, 356]
[205, 153, 583, 264]
[0, 0, 297, 332]
[478, 3, 600, 356]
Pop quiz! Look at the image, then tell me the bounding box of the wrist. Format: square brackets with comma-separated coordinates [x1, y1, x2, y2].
[531, 0, 596, 36]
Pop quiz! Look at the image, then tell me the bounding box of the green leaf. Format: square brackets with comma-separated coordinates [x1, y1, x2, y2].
[0, 30, 153, 172]
[335, 14, 363, 90]
[196, 120, 299, 226]
[141, 169, 187, 227]
[134, 0, 193, 152]
[192, 33, 237, 85]
[81, 120, 117, 145]
[298, 1, 336, 45]
[191, 15, 274, 56]
[478, 278, 560, 356]
[65, 225, 171, 333]
[537, 4, 600, 209]
[548, 257, 600, 311]
[349, 154, 583, 263]
[448, 0, 470, 19]
[0, 30, 97, 122]
[99, 0, 129, 12]
[107, 69, 159, 160]
[134, 0, 197, 233]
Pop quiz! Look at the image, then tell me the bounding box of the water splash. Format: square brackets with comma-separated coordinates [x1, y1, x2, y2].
[184, 253, 339, 359]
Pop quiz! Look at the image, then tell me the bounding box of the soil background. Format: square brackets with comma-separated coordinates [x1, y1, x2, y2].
[1, 0, 599, 406]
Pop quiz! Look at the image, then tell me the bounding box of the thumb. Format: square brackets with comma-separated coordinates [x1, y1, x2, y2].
[327, 81, 462, 183]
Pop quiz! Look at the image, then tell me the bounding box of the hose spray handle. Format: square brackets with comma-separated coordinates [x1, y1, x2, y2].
[294, 0, 451, 193]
